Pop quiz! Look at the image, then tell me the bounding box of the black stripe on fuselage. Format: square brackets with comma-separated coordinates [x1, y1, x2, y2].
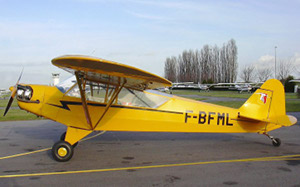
[47, 100, 183, 115]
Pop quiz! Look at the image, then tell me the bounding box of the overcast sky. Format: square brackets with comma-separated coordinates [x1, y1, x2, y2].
[1, 0, 300, 88]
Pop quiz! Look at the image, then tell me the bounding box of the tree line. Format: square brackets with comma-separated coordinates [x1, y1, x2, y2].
[240, 58, 296, 83]
[164, 39, 238, 83]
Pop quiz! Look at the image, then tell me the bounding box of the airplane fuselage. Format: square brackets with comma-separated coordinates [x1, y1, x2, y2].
[17, 84, 279, 136]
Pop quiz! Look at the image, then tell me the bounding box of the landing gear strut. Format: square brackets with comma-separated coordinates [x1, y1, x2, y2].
[60, 132, 78, 148]
[52, 127, 92, 162]
[263, 132, 281, 147]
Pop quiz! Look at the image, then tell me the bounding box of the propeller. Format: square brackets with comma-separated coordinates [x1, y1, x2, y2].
[3, 69, 23, 116]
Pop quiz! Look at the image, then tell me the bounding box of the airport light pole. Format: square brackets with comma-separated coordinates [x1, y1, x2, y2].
[275, 46, 277, 79]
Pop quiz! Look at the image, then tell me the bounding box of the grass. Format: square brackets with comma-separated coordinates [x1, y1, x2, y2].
[172, 90, 298, 99]
[205, 101, 244, 109]
[173, 90, 299, 112]
[206, 100, 300, 112]
[0, 93, 10, 98]
[172, 90, 252, 98]
[0, 99, 18, 107]
[0, 98, 40, 121]
[0, 109, 41, 121]
[193, 98, 207, 101]
[285, 100, 300, 112]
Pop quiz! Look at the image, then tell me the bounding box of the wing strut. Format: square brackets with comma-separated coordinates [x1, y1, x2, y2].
[93, 80, 126, 130]
[75, 71, 93, 130]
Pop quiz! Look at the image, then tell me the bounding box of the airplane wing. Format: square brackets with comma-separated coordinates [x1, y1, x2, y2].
[52, 55, 171, 90]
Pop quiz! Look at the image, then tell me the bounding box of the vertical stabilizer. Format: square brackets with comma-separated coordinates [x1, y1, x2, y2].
[238, 79, 296, 126]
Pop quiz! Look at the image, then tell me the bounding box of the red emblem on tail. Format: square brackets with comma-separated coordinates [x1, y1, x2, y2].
[259, 93, 268, 104]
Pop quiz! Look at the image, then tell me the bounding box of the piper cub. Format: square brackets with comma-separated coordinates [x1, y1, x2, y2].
[4, 55, 297, 162]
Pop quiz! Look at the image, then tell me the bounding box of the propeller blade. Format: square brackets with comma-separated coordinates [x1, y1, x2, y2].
[3, 68, 23, 116]
[3, 96, 14, 116]
[16, 68, 23, 84]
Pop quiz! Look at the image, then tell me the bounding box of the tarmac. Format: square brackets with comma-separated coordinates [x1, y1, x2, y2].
[0, 112, 300, 186]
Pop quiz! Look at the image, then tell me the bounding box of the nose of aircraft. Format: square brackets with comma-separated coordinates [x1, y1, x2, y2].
[16, 84, 46, 117]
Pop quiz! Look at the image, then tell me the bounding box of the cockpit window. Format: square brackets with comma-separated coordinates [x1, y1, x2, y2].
[57, 77, 170, 109]
[117, 88, 169, 108]
[56, 76, 77, 94]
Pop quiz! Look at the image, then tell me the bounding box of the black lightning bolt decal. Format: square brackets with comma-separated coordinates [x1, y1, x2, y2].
[47, 101, 82, 110]
[48, 101, 107, 111]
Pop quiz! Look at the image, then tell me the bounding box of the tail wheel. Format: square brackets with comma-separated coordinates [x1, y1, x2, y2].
[60, 132, 78, 148]
[263, 133, 281, 147]
[272, 138, 281, 147]
[52, 141, 74, 162]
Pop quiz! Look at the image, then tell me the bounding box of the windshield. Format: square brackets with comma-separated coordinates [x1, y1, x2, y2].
[56, 76, 77, 93]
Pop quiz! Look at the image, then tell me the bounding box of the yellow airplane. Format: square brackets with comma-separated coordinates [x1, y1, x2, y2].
[3, 55, 297, 162]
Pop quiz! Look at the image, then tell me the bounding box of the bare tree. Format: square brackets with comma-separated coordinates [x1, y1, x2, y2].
[296, 67, 300, 77]
[220, 44, 227, 82]
[164, 56, 177, 82]
[219, 39, 238, 83]
[200, 45, 210, 83]
[182, 50, 194, 82]
[226, 39, 238, 83]
[191, 49, 200, 83]
[257, 68, 272, 82]
[164, 39, 238, 84]
[240, 65, 255, 83]
[277, 59, 294, 82]
[212, 45, 220, 83]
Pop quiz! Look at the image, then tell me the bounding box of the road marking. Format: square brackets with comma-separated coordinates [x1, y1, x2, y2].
[0, 154, 299, 178]
[0, 148, 51, 160]
[0, 131, 106, 160]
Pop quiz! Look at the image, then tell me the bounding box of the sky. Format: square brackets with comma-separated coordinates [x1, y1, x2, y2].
[1, 0, 300, 88]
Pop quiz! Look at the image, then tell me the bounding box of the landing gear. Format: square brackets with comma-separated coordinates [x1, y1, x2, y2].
[52, 141, 74, 162]
[52, 127, 92, 162]
[272, 138, 281, 147]
[263, 133, 281, 147]
[60, 132, 78, 148]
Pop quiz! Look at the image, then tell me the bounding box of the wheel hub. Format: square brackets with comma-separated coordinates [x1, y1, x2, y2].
[58, 147, 67, 157]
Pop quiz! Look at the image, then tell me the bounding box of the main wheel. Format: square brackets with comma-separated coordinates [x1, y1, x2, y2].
[52, 141, 74, 162]
[272, 138, 281, 147]
[60, 132, 78, 148]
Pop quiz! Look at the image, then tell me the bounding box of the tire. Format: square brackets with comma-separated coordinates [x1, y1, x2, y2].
[272, 138, 281, 147]
[60, 132, 78, 148]
[52, 141, 74, 162]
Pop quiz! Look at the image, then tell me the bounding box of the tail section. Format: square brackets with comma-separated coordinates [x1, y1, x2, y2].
[238, 79, 297, 127]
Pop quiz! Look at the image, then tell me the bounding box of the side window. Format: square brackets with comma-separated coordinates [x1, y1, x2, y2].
[86, 84, 114, 103]
[118, 89, 169, 108]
